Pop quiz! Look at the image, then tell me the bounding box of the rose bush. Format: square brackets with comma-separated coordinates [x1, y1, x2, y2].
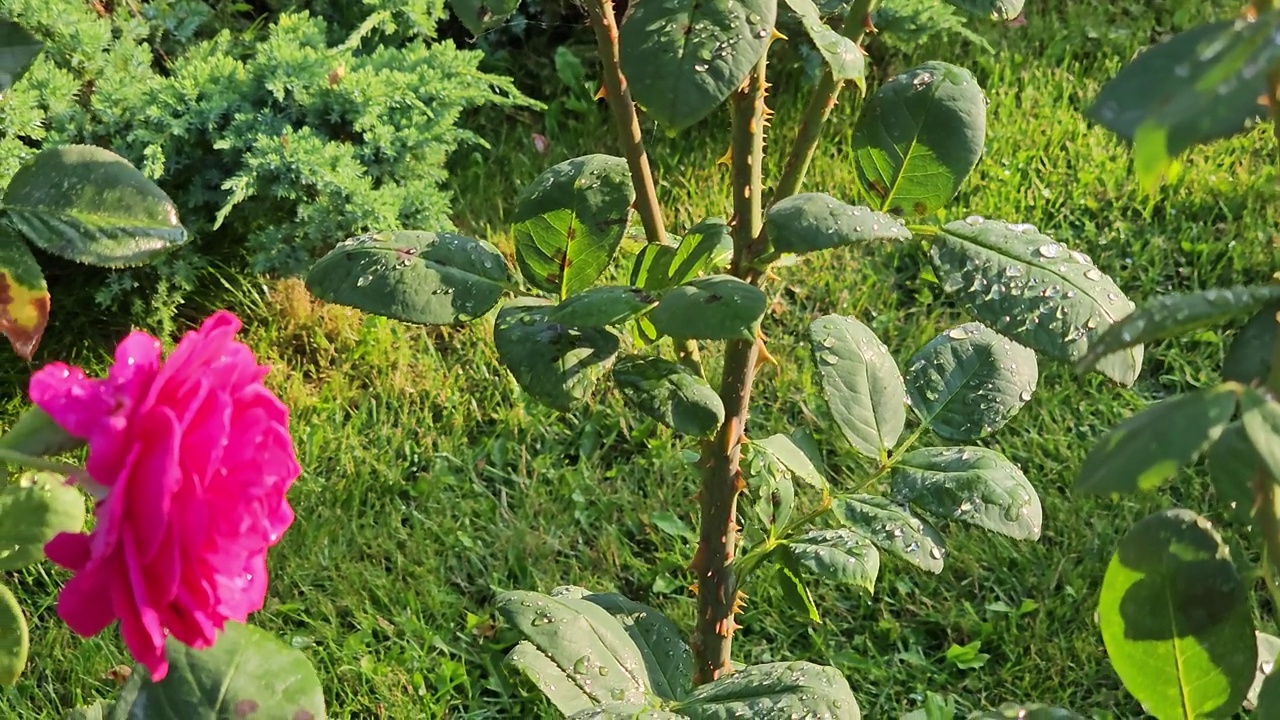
[29, 310, 300, 680]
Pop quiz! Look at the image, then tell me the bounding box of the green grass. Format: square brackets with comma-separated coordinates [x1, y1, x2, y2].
[4, 0, 1280, 717]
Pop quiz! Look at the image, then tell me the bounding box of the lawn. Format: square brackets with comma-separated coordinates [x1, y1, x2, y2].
[3, 0, 1279, 717]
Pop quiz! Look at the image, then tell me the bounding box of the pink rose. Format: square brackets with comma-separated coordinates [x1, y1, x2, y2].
[31, 311, 300, 680]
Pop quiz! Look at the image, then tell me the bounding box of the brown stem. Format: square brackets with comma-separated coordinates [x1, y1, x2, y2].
[691, 52, 770, 685]
[583, 0, 667, 246]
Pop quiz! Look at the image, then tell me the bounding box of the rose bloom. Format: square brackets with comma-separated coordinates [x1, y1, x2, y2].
[33, 311, 300, 680]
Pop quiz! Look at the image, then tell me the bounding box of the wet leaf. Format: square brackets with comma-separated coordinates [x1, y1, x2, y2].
[649, 275, 767, 340]
[764, 193, 910, 256]
[906, 321, 1038, 441]
[784, 529, 880, 593]
[782, 0, 865, 87]
[493, 299, 620, 412]
[3, 145, 187, 267]
[832, 494, 946, 573]
[550, 286, 660, 328]
[852, 61, 986, 216]
[0, 471, 85, 571]
[754, 432, 827, 492]
[674, 661, 860, 718]
[0, 581, 26, 686]
[306, 231, 510, 326]
[447, 0, 520, 36]
[809, 314, 907, 460]
[1075, 385, 1237, 496]
[743, 441, 796, 532]
[0, 224, 48, 359]
[1098, 509, 1256, 719]
[569, 707, 685, 720]
[0, 21, 42, 92]
[511, 155, 635, 299]
[669, 218, 733, 285]
[612, 355, 724, 436]
[1078, 285, 1280, 372]
[1223, 302, 1280, 385]
[930, 217, 1142, 385]
[890, 446, 1042, 540]
[619, 0, 777, 131]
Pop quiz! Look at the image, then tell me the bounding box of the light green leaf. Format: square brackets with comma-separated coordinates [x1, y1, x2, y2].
[1242, 388, 1280, 484]
[305, 231, 511, 326]
[0, 20, 42, 92]
[775, 564, 821, 624]
[754, 432, 828, 492]
[674, 661, 860, 718]
[3, 145, 187, 267]
[1078, 285, 1280, 372]
[669, 219, 733, 285]
[493, 299, 620, 412]
[618, 0, 777, 131]
[1075, 386, 1237, 496]
[0, 581, 27, 686]
[0, 471, 85, 571]
[632, 243, 679, 292]
[612, 355, 724, 437]
[512, 155, 635, 299]
[969, 705, 1084, 720]
[649, 275, 767, 341]
[447, 0, 520, 36]
[890, 446, 1041, 540]
[784, 529, 879, 593]
[66, 702, 112, 720]
[906, 322, 1038, 441]
[1207, 422, 1264, 523]
[782, 0, 865, 86]
[929, 217, 1142, 386]
[743, 441, 796, 532]
[550, 286, 660, 328]
[111, 622, 327, 719]
[809, 314, 907, 460]
[852, 61, 986, 216]
[831, 494, 946, 573]
[900, 691, 955, 720]
[764, 193, 910, 256]
[1098, 509, 1256, 720]
[0, 406, 83, 457]
[943, 0, 1023, 20]
[1223, 302, 1280, 385]
[569, 707, 686, 720]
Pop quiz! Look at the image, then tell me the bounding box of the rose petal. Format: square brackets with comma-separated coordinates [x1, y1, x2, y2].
[29, 364, 113, 440]
[44, 532, 91, 571]
[57, 563, 117, 637]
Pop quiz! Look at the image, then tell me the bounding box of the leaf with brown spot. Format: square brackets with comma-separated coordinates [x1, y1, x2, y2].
[0, 227, 47, 359]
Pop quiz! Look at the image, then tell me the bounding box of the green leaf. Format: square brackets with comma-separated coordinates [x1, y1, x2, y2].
[649, 275, 767, 341]
[1086, 19, 1276, 190]
[632, 244, 679, 291]
[764, 193, 911, 256]
[930, 217, 1142, 386]
[831, 494, 946, 573]
[852, 61, 986, 216]
[1074, 386, 1237, 497]
[447, 0, 520, 36]
[901, 692, 955, 720]
[1207, 422, 1264, 522]
[1223, 302, 1280, 385]
[775, 564, 821, 624]
[1098, 509, 1256, 719]
[1077, 285, 1280, 372]
[552, 587, 693, 701]
[0, 406, 83, 457]
[1242, 388, 1280, 484]
[890, 446, 1042, 540]
[612, 355, 724, 436]
[306, 231, 510, 326]
[0, 225, 48, 360]
[743, 441, 796, 532]
[493, 299, 620, 412]
[674, 661, 860, 718]
[1257, 673, 1280, 719]
[943, 0, 1023, 20]
[550, 286, 660, 328]
[497, 590, 677, 714]
[1246, 632, 1280, 711]
[111, 622, 327, 719]
[906, 322, 1038, 441]
[0, 581, 27, 686]
[969, 705, 1084, 720]
[0, 472, 85, 571]
[0, 20, 42, 92]
[569, 707, 686, 720]
[809, 314, 907, 460]
[511, 155, 636, 299]
[753, 432, 828, 492]
[784, 529, 880, 593]
[66, 702, 112, 720]
[782, 0, 865, 87]
[618, 0, 777, 131]
[670, 219, 733, 285]
[3, 145, 187, 267]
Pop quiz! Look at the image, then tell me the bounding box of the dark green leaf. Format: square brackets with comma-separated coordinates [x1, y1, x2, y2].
[550, 286, 660, 328]
[831, 495, 946, 573]
[0, 472, 85, 571]
[906, 322, 1038, 441]
[943, 0, 1023, 20]
[1098, 509, 1256, 719]
[809, 314, 907, 460]
[1078, 285, 1280, 372]
[1223, 302, 1280, 385]
[493, 299, 620, 412]
[511, 155, 635, 299]
[0, 225, 48, 359]
[674, 661, 860, 718]
[0, 581, 26, 686]
[784, 529, 880, 593]
[1246, 633, 1280, 711]
[1257, 673, 1280, 719]
[111, 622, 326, 719]
[649, 275, 767, 341]
[852, 61, 986, 216]
[618, 0, 777, 131]
[782, 0, 865, 86]
[890, 446, 1041, 540]
[1075, 385, 1237, 496]
[3, 145, 187, 267]
[670, 219, 733, 285]
[775, 564, 822, 624]
[0, 21, 42, 92]
[754, 432, 828, 491]
[613, 355, 724, 436]
[447, 0, 521, 36]
[1242, 387, 1280, 484]
[306, 231, 510, 326]
[930, 217, 1142, 385]
[1207, 422, 1264, 522]
[764, 193, 910, 256]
